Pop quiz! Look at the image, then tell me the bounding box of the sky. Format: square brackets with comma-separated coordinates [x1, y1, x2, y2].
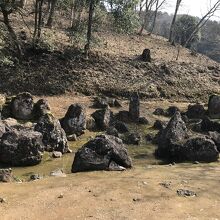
[162, 0, 220, 21]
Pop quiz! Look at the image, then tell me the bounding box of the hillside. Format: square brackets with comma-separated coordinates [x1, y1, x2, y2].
[0, 15, 220, 102]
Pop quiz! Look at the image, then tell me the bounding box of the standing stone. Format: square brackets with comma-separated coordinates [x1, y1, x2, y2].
[208, 95, 220, 119]
[11, 92, 34, 120]
[129, 93, 140, 122]
[141, 49, 151, 62]
[60, 104, 86, 136]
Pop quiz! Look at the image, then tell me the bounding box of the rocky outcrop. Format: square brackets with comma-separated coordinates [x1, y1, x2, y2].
[60, 104, 86, 136]
[208, 95, 220, 119]
[72, 135, 132, 172]
[34, 113, 69, 153]
[0, 128, 44, 166]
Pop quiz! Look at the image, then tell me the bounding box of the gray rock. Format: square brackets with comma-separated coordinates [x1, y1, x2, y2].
[33, 99, 51, 119]
[86, 116, 96, 131]
[141, 49, 151, 62]
[60, 104, 86, 136]
[125, 133, 141, 145]
[34, 114, 69, 153]
[50, 169, 67, 177]
[52, 151, 62, 158]
[0, 120, 6, 138]
[208, 131, 220, 152]
[106, 126, 119, 137]
[29, 174, 42, 181]
[186, 104, 206, 119]
[11, 92, 34, 120]
[67, 134, 78, 141]
[208, 95, 220, 119]
[0, 128, 44, 166]
[72, 135, 132, 173]
[92, 107, 113, 130]
[93, 97, 122, 108]
[183, 137, 219, 162]
[156, 112, 188, 160]
[177, 189, 197, 197]
[0, 168, 13, 182]
[114, 121, 129, 133]
[129, 93, 140, 122]
[138, 117, 149, 125]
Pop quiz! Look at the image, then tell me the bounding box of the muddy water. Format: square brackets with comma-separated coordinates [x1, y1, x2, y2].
[1, 123, 219, 181]
[0, 123, 163, 180]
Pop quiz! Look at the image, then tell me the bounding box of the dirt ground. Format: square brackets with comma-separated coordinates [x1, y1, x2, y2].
[1, 165, 220, 220]
[0, 95, 220, 220]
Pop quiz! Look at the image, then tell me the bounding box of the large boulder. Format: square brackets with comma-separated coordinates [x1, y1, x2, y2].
[91, 107, 113, 130]
[72, 135, 132, 172]
[182, 137, 219, 162]
[33, 99, 51, 119]
[208, 95, 220, 119]
[0, 128, 44, 166]
[129, 93, 140, 122]
[11, 92, 34, 120]
[60, 104, 86, 136]
[156, 112, 188, 160]
[34, 114, 69, 153]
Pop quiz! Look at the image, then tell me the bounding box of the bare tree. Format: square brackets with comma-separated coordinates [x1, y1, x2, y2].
[139, 0, 157, 35]
[46, 0, 58, 28]
[184, 0, 220, 47]
[149, 0, 166, 35]
[168, 0, 182, 43]
[0, 2, 22, 58]
[33, 0, 44, 44]
[85, 0, 95, 57]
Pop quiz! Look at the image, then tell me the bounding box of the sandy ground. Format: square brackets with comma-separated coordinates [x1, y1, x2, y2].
[0, 95, 219, 220]
[1, 165, 220, 220]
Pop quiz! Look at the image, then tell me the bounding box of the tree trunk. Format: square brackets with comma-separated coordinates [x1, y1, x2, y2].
[149, 0, 159, 35]
[1, 6, 22, 59]
[85, 0, 95, 57]
[46, 0, 57, 28]
[169, 0, 182, 43]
